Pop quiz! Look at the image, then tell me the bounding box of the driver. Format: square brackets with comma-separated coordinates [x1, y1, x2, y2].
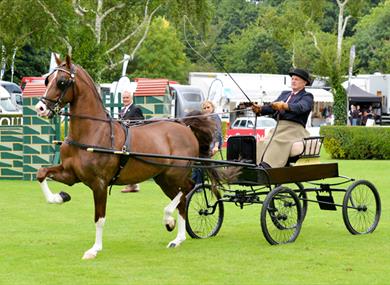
[252, 68, 314, 168]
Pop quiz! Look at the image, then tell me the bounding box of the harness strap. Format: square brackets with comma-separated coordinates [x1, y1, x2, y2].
[108, 124, 132, 192]
[64, 138, 105, 150]
[109, 115, 115, 148]
[63, 124, 132, 193]
[122, 124, 132, 152]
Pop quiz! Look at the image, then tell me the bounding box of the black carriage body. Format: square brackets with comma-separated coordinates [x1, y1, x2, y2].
[234, 163, 339, 186]
[226, 135, 338, 186]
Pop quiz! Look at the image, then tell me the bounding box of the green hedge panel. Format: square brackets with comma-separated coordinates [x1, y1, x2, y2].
[320, 126, 390, 159]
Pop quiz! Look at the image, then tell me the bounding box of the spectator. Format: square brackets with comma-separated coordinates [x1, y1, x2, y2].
[192, 100, 222, 185]
[119, 90, 144, 193]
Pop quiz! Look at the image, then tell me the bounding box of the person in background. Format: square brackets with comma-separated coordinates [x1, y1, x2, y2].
[119, 90, 144, 193]
[350, 105, 360, 126]
[119, 90, 144, 121]
[251, 68, 314, 168]
[356, 105, 362, 125]
[202, 100, 222, 156]
[192, 100, 222, 185]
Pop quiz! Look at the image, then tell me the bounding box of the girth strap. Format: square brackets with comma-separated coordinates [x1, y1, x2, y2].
[108, 124, 132, 190]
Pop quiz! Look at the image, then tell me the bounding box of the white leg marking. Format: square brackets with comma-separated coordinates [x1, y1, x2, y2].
[82, 217, 105, 260]
[163, 192, 183, 230]
[39, 179, 64, 204]
[167, 214, 186, 248]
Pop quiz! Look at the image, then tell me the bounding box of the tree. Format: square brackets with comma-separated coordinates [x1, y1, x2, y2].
[0, 0, 52, 80]
[220, 25, 290, 74]
[183, 0, 258, 72]
[353, 0, 390, 74]
[37, 0, 213, 81]
[129, 17, 190, 83]
[298, 0, 369, 125]
[328, 0, 367, 125]
[1, 0, 212, 82]
[2, 45, 49, 83]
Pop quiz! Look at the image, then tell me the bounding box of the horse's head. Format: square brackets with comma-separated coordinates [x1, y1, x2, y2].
[35, 55, 76, 118]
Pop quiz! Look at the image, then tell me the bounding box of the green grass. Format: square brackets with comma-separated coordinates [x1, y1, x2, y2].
[1, 154, 389, 285]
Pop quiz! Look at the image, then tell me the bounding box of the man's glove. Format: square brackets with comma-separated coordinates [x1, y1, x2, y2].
[271, 101, 289, 111]
[251, 103, 262, 115]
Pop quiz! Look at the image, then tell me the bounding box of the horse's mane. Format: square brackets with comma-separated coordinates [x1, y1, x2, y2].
[74, 64, 106, 111]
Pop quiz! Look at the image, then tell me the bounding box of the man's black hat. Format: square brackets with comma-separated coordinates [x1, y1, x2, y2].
[288, 68, 311, 86]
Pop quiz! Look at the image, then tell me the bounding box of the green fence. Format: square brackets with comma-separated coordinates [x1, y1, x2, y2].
[0, 96, 57, 180]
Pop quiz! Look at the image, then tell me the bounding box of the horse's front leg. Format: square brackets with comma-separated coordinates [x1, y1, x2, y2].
[37, 165, 78, 204]
[82, 186, 108, 260]
[164, 191, 187, 248]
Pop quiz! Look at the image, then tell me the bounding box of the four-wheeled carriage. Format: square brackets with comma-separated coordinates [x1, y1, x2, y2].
[185, 135, 381, 245]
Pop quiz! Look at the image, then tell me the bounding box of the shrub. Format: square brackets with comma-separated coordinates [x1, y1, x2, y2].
[320, 126, 390, 159]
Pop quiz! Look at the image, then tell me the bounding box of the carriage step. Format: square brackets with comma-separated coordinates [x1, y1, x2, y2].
[316, 194, 337, 210]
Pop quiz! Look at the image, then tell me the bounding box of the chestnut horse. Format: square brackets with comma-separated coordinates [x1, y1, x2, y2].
[35, 55, 217, 259]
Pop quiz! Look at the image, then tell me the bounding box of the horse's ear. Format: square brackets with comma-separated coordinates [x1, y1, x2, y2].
[55, 54, 62, 66]
[65, 55, 72, 68]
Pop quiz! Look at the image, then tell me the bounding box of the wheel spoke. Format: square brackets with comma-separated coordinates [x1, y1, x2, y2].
[261, 186, 302, 245]
[186, 184, 224, 239]
[343, 180, 381, 234]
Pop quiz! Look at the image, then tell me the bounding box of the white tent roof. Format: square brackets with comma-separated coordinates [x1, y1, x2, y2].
[190, 72, 333, 104]
[307, 87, 334, 103]
[260, 87, 333, 103]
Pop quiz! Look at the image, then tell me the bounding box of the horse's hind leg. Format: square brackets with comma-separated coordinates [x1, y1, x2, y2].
[155, 174, 193, 248]
[37, 165, 78, 204]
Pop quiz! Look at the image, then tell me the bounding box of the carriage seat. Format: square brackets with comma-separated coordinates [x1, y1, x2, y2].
[227, 135, 323, 166]
[287, 136, 323, 165]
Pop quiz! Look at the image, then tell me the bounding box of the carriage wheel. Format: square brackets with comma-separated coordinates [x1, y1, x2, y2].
[342, 180, 381, 235]
[260, 186, 302, 245]
[186, 184, 224, 239]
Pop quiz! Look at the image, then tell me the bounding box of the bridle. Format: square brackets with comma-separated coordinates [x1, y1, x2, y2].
[40, 64, 76, 115]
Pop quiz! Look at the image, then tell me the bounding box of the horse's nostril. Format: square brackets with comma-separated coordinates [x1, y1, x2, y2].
[39, 106, 44, 111]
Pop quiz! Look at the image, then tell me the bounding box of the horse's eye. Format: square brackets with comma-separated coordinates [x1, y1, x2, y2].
[57, 79, 67, 90]
[44, 77, 49, 87]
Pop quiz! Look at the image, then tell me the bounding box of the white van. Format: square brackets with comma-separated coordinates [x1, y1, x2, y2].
[0, 80, 23, 110]
[0, 85, 21, 114]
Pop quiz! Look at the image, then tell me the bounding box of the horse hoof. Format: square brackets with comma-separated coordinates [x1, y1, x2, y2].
[59, 191, 71, 202]
[82, 252, 97, 260]
[168, 243, 176, 248]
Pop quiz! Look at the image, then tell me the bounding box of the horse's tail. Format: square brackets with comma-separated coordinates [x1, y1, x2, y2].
[181, 111, 241, 189]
